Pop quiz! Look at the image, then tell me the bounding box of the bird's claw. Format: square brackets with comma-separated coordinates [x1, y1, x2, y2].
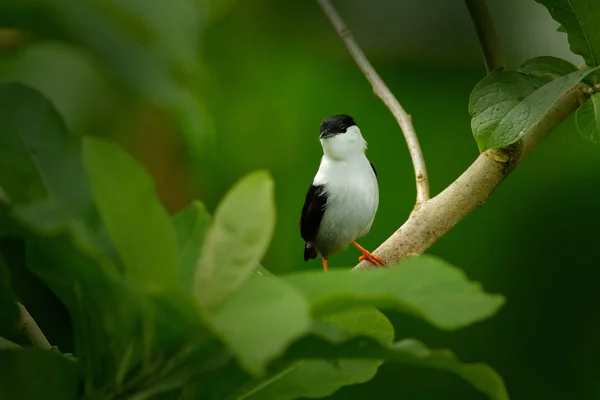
[358, 252, 385, 266]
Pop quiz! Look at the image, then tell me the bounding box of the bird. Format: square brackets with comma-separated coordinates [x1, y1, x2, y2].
[300, 114, 385, 271]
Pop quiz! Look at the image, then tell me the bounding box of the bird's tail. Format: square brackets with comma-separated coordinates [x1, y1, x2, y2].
[304, 242, 317, 261]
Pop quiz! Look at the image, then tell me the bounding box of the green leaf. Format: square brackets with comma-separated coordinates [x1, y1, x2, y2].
[0, 83, 96, 221]
[254, 264, 274, 277]
[172, 201, 211, 292]
[387, 340, 507, 400]
[0, 349, 82, 400]
[0, 83, 109, 268]
[205, 275, 310, 375]
[195, 171, 275, 309]
[285, 334, 508, 400]
[470, 59, 599, 151]
[518, 56, 578, 78]
[576, 92, 600, 143]
[244, 308, 393, 400]
[284, 255, 504, 330]
[535, 0, 600, 67]
[0, 82, 67, 205]
[83, 136, 179, 287]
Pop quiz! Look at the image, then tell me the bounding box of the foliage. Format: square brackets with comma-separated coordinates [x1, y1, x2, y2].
[576, 93, 600, 143]
[1, 0, 600, 399]
[195, 170, 275, 309]
[535, 0, 600, 67]
[0, 82, 506, 398]
[470, 57, 599, 151]
[472, 0, 600, 149]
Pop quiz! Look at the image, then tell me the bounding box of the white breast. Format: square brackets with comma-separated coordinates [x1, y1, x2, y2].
[312, 154, 379, 257]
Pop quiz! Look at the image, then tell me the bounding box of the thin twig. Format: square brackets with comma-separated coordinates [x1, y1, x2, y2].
[17, 302, 51, 349]
[465, 0, 505, 73]
[317, 0, 430, 204]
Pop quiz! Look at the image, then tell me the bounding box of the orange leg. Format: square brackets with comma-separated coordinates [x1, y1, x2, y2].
[352, 241, 385, 265]
[322, 257, 328, 272]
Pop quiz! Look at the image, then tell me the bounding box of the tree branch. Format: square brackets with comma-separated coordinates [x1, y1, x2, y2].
[317, 0, 430, 204]
[354, 85, 589, 269]
[465, 0, 505, 73]
[17, 302, 51, 349]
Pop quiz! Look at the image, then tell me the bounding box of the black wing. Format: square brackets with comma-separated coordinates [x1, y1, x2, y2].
[370, 162, 377, 177]
[300, 183, 327, 243]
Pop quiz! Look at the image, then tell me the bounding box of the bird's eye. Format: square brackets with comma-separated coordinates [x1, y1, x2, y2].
[340, 126, 347, 132]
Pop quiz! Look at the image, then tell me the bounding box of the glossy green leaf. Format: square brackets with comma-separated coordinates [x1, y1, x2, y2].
[285, 255, 504, 330]
[195, 171, 275, 309]
[518, 56, 578, 78]
[205, 275, 310, 375]
[284, 333, 508, 400]
[470, 59, 600, 151]
[576, 92, 600, 143]
[83, 136, 179, 287]
[172, 201, 211, 291]
[0, 349, 82, 400]
[245, 308, 393, 400]
[536, 0, 600, 67]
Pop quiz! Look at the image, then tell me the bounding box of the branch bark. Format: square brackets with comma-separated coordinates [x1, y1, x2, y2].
[317, 0, 429, 204]
[17, 302, 51, 349]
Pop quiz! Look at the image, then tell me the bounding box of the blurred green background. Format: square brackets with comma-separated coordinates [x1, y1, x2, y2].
[1, 0, 599, 398]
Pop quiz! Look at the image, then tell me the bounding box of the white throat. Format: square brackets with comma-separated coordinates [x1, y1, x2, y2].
[320, 125, 367, 161]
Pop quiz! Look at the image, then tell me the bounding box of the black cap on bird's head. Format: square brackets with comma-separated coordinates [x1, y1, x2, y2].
[320, 114, 356, 139]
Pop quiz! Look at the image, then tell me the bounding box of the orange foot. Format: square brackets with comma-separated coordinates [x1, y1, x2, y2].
[322, 257, 328, 272]
[352, 241, 385, 266]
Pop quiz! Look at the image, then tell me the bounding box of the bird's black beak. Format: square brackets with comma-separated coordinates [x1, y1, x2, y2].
[320, 130, 335, 139]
